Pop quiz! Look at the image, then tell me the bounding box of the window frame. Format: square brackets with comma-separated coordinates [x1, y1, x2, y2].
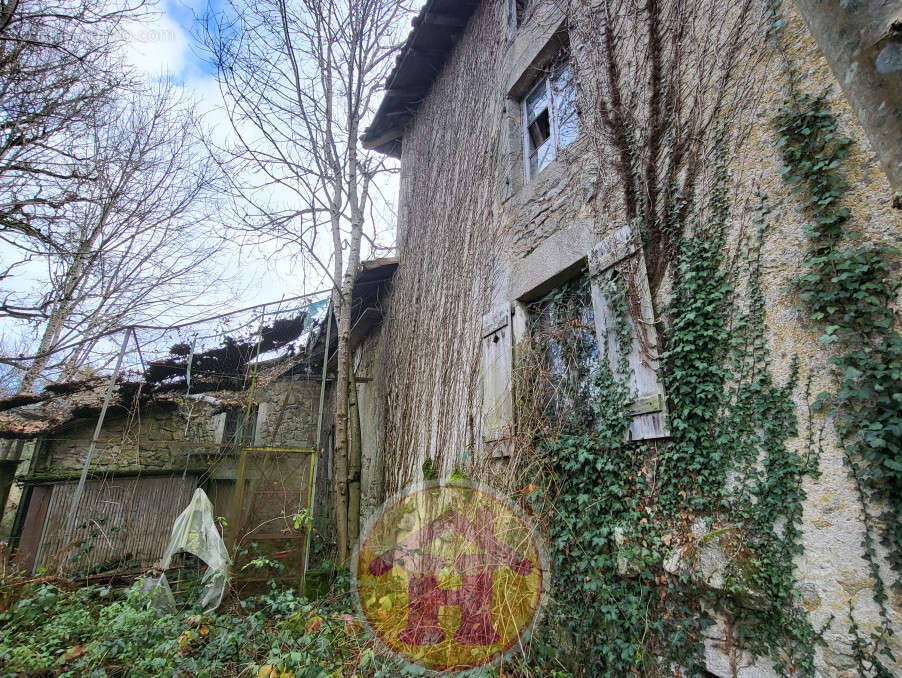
[510, 0, 531, 30]
[522, 76, 553, 182]
[520, 58, 577, 184]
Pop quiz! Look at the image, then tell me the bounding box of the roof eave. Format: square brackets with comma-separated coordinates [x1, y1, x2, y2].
[361, 0, 481, 157]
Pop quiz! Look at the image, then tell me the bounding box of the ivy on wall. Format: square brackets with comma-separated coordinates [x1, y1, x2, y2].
[773, 90, 900, 677]
[499, 60, 902, 678]
[774, 92, 902, 575]
[511, 157, 821, 676]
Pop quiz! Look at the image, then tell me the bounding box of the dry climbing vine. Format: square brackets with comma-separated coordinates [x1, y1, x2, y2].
[379, 0, 506, 494]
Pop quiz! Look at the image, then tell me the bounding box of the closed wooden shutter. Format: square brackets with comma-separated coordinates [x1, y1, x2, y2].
[589, 224, 669, 440]
[480, 305, 514, 457]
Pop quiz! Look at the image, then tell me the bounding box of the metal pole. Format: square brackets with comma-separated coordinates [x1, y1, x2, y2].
[61, 329, 131, 557]
[302, 300, 332, 593]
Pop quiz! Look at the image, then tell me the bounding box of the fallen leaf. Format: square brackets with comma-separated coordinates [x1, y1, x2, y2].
[305, 615, 324, 634]
[59, 645, 85, 663]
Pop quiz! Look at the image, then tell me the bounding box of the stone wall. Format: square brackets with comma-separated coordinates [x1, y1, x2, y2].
[253, 376, 335, 567]
[28, 378, 324, 477]
[2, 378, 335, 569]
[37, 399, 221, 476]
[374, 0, 902, 675]
[253, 378, 321, 449]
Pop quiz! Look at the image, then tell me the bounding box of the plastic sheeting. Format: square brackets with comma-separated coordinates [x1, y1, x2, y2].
[146, 488, 230, 613]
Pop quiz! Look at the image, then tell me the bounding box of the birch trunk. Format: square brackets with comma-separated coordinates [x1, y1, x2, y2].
[17, 240, 95, 393]
[793, 0, 902, 194]
[333, 219, 362, 567]
[347, 363, 362, 555]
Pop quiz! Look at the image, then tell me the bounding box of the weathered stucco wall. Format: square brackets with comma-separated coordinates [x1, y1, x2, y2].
[726, 7, 902, 673]
[376, 0, 901, 675]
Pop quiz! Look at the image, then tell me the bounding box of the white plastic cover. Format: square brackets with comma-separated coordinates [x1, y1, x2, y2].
[147, 488, 231, 612]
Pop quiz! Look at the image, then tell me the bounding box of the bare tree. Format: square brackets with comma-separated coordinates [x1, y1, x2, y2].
[0, 0, 147, 320]
[203, 0, 411, 565]
[9, 84, 223, 393]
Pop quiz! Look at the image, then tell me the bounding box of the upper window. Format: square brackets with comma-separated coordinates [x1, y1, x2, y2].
[514, 0, 532, 27]
[507, 0, 533, 38]
[522, 56, 578, 182]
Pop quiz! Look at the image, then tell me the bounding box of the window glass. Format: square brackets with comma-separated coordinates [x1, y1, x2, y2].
[529, 135, 554, 176]
[526, 272, 599, 428]
[522, 52, 579, 182]
[553, 62, 578, 149]
[524, 79, 549, 125]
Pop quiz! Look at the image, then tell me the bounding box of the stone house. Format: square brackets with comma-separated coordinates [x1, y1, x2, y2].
[0, 260, 396, 585]
[354, 0, 902, 676]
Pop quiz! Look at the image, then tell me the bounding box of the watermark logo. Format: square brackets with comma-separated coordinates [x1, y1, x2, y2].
[352, 482, 548, 672]
[120, 27, 179, 44]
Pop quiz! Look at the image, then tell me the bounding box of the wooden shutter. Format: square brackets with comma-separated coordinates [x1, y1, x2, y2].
[589, 224, 669, 440]
[480, 305, 514, 457]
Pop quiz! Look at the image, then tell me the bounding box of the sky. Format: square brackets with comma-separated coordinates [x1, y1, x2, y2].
[120, 0, 407, 312]
[0, 0, 410, 376]
[121, 0, 303, 309]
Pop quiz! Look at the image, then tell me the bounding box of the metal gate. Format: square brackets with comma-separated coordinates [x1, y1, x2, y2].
[228, 447, 316, 591]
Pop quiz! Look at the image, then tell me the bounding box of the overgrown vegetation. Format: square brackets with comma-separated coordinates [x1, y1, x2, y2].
[773, 90, 900, 677]
[0, 577, 479, 678]
[508, 156, 822, 676]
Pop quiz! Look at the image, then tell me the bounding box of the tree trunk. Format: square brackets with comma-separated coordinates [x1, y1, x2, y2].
[17, 236, 97, 393]
[17, 307, 66, 394]
[793, 0, 902, 195]
[333, 246, 362, 566]
[333, 289, 351, 567]
[347, 365, 362, 555]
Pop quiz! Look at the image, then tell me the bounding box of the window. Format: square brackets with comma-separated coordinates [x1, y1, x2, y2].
[218, 407, 257, 447]
[515, 0, 531, 26]
[522, 56, 578, 182]
[525, 272, 599, 428]
[496, 223, 668, 442]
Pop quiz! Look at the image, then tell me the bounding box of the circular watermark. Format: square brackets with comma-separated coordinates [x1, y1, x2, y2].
[352, 482, 549, 673]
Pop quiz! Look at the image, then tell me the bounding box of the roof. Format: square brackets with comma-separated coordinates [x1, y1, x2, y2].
[0, 309, 314, 439]
[307, 258, 399, 369]
[0, 384, 247, 440]
[0, 262, 400, 439]
[360, 0, 481, 157]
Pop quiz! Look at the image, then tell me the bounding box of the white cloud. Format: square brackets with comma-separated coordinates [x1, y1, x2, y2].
[120, 11, 191, 77]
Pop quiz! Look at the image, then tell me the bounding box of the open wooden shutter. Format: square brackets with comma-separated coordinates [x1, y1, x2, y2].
[589, 224, 669, 440]
[480, 305, 514, 457]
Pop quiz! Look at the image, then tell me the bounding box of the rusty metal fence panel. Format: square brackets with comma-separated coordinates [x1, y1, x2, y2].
[229, 447, 316, 591]
[33, 475, 197, 576]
